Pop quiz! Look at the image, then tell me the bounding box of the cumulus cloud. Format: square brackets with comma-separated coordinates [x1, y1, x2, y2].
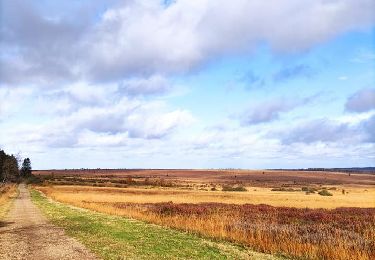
[85, 0, 375, 80]
[30, 98, 194, 147]
[361, 114, 375, 143]
[0, 0, 89, 85]
[280, 115, 375, 145]
[345, 88, 375, 113]
[241, 100, 296, 125]
[240, 96, 317, 125]
[1, 0, 374, 168]
[0, 87, 33, 119]
[118, 75, 171, 96]
[281, 119, 354, 144]
[1, 0, 374, 84]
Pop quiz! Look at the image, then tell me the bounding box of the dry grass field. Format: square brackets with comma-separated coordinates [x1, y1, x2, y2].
[37, 184, 375, 208]
[34, 169, 375, 186]
[36, 185, 375, 260]
[34, 169, 375, 260]
[0, 184, 17, 219]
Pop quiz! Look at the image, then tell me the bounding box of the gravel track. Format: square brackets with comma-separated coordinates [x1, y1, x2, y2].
[0, 184, 97, 260]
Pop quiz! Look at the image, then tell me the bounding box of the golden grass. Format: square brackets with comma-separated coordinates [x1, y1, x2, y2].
[34, 169, 375, 186]
[36, 185, 375, 260]
[0, 184, 17, 218]
[37, 184, 375, 208]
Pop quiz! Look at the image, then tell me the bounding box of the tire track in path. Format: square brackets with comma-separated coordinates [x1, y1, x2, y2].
[0, 184, 97, 260]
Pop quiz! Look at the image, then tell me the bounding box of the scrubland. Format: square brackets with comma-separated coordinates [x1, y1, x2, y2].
[37, 185, 375, 208]
[30, 189, 279, 260]
[36, 184, 375, 260]
[33, 169, 375, 260]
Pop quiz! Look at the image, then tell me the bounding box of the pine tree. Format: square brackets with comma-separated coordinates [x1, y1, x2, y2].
[0, 150, 6, 181]
[2, 155, 19, 182]
[21, 158, 32, 178]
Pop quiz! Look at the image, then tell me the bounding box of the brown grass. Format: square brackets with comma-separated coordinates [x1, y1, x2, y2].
[36, 185, 375, 260]
[0, 184, 17, 218]
[0, 184, 16, 205]
[34, 169, 375, 186]
[37, 185, 375, 208]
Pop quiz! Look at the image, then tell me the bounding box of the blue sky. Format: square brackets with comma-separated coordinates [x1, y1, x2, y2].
[0, 0, 374, 169]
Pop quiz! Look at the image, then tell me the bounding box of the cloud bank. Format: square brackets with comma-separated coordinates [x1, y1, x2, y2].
[1, 0, 374, 85]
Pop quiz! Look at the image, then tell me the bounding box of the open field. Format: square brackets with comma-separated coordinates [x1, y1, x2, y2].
[30, 189, 280, 260]
[34, 167, 375, 260]
[33, 169, 375, 259]
[34, 169, 375, 187]
[37, 184, 375, 208]
[35, 185, 375, 260]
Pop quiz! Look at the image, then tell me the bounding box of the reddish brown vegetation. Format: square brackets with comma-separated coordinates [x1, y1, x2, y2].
[97, 202, 375, 260]
[34, 169, 375, 187]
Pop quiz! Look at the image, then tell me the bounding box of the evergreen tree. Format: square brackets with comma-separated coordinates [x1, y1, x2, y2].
[0, 150, 21, 182]
[2, 154, 19, 182]
[21, 158, 32, 178]
[0, 150, 6, 181]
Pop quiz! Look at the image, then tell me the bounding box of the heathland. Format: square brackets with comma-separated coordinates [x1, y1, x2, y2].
[30, 189, 279, 259]
[31, 169, 375, 260]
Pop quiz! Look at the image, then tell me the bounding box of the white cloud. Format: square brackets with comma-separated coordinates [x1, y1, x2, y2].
[1, 96, 195, 149]
[118, 74, 171, 96]
[338, 76, 348, 80]
[0, 87, 33, 118]
[1, 0, 374, 84]
[86, 0, 375, 80]
[240, 95, 317, 125]
[1, 0, 374, 169]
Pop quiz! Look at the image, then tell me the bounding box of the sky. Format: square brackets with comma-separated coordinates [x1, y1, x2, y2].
[0, 0, 374, 170]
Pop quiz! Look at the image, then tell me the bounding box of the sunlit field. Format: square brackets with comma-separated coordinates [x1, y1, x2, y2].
[0, 184, 17, 218]
[37, 184, 375, 208]
[34, 169, 375, 260]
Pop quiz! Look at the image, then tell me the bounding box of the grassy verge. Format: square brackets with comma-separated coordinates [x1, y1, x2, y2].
[30, 189, 280, 260]
[0, 184, 17, 219]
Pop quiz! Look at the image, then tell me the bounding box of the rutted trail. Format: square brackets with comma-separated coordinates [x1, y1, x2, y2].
[0, 184, 97, 260]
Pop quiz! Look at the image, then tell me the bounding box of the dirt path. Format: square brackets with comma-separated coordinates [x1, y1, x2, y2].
[0, 184, 97, 260]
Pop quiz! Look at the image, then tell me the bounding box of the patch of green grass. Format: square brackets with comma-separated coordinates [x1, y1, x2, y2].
[30, 189, 281, 260]
[222, 185, 247, 192]
[271, 187, 299, 192]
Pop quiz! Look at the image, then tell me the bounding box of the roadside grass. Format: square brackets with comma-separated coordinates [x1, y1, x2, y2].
[0, 184, 17, 219]
[30, 189, 281, 260]
[35, 185, 375, 259]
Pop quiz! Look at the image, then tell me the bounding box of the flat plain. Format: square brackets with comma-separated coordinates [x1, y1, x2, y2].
[31, 169, 375, 260]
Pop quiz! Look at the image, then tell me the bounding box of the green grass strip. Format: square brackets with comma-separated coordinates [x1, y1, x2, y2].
[30, 189, 281, 260]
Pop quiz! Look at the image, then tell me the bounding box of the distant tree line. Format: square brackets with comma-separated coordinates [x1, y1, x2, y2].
[0, 149, 32, 183]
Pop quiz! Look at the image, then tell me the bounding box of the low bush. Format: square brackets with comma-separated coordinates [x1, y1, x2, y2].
[24, 175, 42, 184]
[301, 186, 317, 194]
[318, 189, 333, 196]
[222, 185, 247, 192]
[271, 187, 298, 192]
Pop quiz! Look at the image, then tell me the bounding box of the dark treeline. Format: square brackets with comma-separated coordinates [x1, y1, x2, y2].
[0, 149, 32, 183]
